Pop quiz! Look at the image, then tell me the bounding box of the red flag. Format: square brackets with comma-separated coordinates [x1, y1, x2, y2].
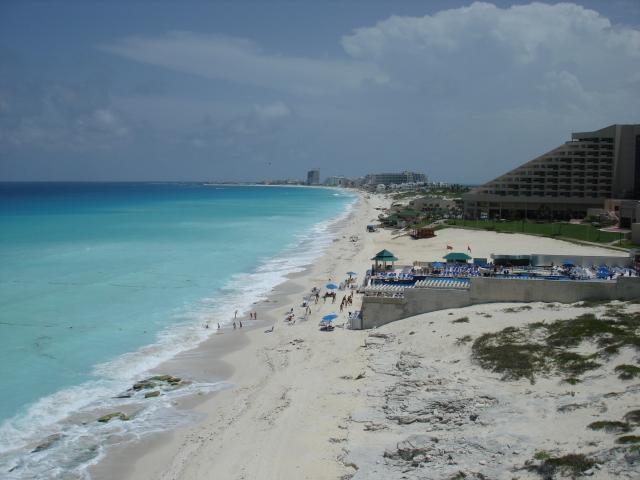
[446, 245, 453, 250]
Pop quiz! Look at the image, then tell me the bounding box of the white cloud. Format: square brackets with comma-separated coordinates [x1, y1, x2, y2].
[334, 2, 640, 181]
[101, 31, 388, 95]
[341, 1, 640, 108]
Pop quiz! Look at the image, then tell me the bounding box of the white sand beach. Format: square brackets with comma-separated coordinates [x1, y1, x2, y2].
[91, 194, 638, 480]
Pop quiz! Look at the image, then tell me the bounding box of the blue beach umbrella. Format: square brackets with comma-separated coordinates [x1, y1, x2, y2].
[346, 271, 357, 276]
[431, 262, 444, 268]
[562, 260, 574, 267]
[322, 313, 338, 321]
[326, 283, 338, 289]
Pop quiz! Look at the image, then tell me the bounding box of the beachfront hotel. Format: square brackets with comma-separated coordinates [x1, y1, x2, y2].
[463, 124, 640, 220]
[365, 171, 427, 186]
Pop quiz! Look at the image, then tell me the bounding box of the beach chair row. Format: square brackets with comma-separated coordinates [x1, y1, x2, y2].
[414, 279, 469, 289]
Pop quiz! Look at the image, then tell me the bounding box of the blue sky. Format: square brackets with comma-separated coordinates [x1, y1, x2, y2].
[1, 1, 639, 182]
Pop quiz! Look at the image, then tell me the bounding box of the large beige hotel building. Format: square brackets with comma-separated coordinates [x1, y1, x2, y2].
[463, 124, 640, 221]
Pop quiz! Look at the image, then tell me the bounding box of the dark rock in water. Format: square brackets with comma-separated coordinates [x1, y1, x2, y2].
[97, 412, 130, 423]
[132, 375, 182, 392]
[469, 414, 479, 421]
[149, 374, 181, 384]
[31, 433, 62, 453]
[132, 381, 155, 390]
[144, 390, 160, 398]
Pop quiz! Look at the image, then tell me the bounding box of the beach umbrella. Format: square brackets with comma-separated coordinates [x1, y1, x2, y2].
[562, 260, 575, 267]
[322, 313, 338, 321]
[431, 262, 444, 268]
[346, 271, 357, 276]
[326, 283, 338, 289]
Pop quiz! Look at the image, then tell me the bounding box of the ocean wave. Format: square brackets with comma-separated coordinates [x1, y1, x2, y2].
[0, 192, 357, 479]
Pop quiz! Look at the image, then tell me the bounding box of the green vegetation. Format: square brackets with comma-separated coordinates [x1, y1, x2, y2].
[446, 219, 624, 245]
[562, 377, 581, 385]
[472, 327, 549, 382]
[587, 421, 631, 433]
[535, 453, 596, 477]
[616, 240, 640, 250]
[534, 450, 552, 461]
[615, 364, 640, 380]
[502, 305, 532, 313]
[451, 316, 470, 323]
[624, 410, 640, 424]
[575, 299, 611, 308]
[455, 335, 473, 345]
[616, 435, 640, 444]
[555, 351, 601, 377]
[471, 308, 640, 383]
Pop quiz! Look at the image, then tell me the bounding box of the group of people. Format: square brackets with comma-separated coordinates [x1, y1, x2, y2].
[339, 292, 354, 312]
[204, 309, 258, 331]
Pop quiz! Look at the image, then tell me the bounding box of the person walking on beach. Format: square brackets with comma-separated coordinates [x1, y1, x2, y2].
[234, 310, 238, 319]
[233, 321, 236, 330]
[239, 320, 243, 328]
[217, 323, 221, 330]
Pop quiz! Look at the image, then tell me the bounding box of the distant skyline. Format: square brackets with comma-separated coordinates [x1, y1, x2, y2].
[1, 1, 639, 183]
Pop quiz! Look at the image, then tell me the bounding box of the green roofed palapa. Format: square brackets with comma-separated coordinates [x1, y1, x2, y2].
[371, 249, 399, 262]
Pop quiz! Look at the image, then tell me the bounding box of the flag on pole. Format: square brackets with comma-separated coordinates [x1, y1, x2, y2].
[446, 245, 453, 250]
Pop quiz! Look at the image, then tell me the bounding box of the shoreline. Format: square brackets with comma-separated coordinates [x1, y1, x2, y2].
[0, 186, 360, 479]
[90, 190, 380, 479]
[90, 193, 634, 480]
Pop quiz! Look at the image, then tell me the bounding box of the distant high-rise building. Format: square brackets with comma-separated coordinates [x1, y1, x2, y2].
[463, 124, 640, 220]
[325, 176, 346, 186]
[364, 171, 427, 186]
[307, 169, 320, 185]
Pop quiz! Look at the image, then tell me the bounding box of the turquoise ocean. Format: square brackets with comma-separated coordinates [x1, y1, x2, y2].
[0, 183, 354, 478]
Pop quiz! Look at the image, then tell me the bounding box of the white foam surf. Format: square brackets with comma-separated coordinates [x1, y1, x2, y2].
[0, 192, 357, 479]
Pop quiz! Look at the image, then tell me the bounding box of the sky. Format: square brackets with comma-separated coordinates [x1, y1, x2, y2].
[0, 1, 639, 183]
